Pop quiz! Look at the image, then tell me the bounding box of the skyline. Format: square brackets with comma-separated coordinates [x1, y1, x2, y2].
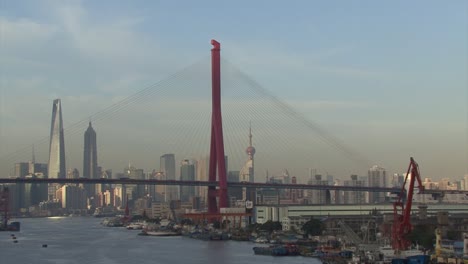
[0, 1, 467, 181]
[3, 95, 466, 186]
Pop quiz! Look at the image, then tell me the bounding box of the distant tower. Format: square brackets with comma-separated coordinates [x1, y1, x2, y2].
[48, 99, 66, 179]
[246, 122, 256, 166]
[160, 154, 177, 201]
[83, 122, 98, 179]
[83, 122, 98, 198]
[239, 123, 256, 201]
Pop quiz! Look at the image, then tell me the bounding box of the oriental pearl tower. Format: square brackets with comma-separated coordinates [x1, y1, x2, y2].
[240, 123, 255, 201]
[245, 123, 255, 181]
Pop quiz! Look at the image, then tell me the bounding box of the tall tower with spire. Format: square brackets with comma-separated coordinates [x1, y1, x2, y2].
[239, 123, 255, 201]
[246, 121, 256, 166]
[48, 99, 66, 179]
[83, 122, 98, 197]
[83, 122, 98, 179]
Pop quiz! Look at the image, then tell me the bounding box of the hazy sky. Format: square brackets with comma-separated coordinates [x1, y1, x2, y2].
[0, 0, 467, 182]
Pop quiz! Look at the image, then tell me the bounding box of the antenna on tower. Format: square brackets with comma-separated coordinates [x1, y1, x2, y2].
[249, 120, 252, 147]
[31, 144, 35, 164]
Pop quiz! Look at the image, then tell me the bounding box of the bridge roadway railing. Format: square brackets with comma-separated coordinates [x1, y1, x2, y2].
[1, 178, 467, 195]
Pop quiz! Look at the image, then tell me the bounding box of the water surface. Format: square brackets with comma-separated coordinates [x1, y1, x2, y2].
[1, 217, 321, 264]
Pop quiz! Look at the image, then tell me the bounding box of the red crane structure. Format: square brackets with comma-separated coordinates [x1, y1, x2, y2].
[392, 157, 424, 251]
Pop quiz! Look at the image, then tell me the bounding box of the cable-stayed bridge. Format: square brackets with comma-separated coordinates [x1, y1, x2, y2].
[0, 42, 370, 178]
[1, 40, 459, 213]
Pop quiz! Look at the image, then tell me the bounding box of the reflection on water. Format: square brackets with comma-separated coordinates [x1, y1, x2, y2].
[1, 217, 321, 264]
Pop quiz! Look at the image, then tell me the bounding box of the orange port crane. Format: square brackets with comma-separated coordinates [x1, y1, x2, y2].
[392, 157, 424, 251]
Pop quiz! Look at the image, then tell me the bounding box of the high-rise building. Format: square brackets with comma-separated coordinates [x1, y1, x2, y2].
[23, 174, 45, 208]
[289, 176, 303, 202]
[25, 158, 49, 205]
[148, 170, 164, 202]
[22, 158, 48, 206]
[343, 175, 366, 204]
[196, 156, 209, 203]
[83, 122, 98, 179]
[29, 162, 48, 175]
[47, 99, 66, 200]
[14, 162, 29, 178]
[48, 99, 66, 179]
[463, 175, 468, 191]
[307, 174, 329, 204]
[57, 185, 87, 210]
[180, 159, 195, 202]
[160, 154, 177, 201]
[83, 122, 98, 197]
[391, 173, 405, 188]
[227, 170, 242, 205]
[368, 165, 387, 203]
[67, 168, 80, 179]
[113, 186, 125, 208]
[13, 162, 29, 209]
[124, 165, 145, 200]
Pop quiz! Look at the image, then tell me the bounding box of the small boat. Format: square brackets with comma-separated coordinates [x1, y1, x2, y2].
[139, 230, 181, 237]
[254, 237, 268, 243]
[126, 223, 144, 230]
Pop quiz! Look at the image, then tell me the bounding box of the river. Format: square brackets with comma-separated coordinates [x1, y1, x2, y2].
[1, 217, 322, 264]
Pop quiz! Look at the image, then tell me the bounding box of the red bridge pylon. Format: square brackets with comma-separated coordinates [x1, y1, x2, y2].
[207, 39, 228, 214]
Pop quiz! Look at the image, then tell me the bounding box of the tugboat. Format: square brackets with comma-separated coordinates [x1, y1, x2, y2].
[0, 187, 20, 232]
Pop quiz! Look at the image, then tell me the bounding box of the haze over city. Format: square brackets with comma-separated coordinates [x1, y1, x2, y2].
[0, 0, 467, 182]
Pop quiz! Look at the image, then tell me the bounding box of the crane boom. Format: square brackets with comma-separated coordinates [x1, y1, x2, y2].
[392, 157, 424, 251]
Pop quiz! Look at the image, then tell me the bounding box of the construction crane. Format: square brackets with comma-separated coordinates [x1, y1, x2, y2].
[392, 157, 424, 251]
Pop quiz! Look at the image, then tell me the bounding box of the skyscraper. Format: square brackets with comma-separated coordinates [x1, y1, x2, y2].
[160, 154, 177, 201]
[343, 175, 365, 204]
[368, 165, 387, 203]
[14, 162, 29, 178]
[83, 122, 98, 179]
[48, 99, 66, 179]
[122, 164, 145, 201]
[83, 122, 98, 197]
[196, 156, 209, 203]
[307, 174, 329, 204]
[180, 159, 195, 202]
